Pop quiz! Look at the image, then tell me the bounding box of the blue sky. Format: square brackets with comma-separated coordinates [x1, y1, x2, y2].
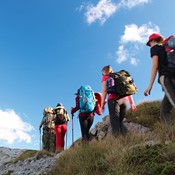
[0, 0, 174, 150]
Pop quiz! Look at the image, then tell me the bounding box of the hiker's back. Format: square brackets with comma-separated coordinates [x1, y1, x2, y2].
[53, 105, 69, 125]
[42, 107, 54, 131]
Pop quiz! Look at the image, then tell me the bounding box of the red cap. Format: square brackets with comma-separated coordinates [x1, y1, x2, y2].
[146, 33, 163, 46]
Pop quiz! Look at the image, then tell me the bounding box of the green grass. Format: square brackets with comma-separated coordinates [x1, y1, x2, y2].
[48, 100, 175, 175]
[4, 150, 37, 165]
[126, 143, 175, 175]
[126, 100, 161, 128]
[15, 150, 37, 162]
[49, 130, 175, 175]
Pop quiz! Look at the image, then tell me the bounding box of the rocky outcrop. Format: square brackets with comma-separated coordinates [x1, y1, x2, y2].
[90, 116, 150, 140]
[0, 147, 59, 175]
[0, 147, 25, 167]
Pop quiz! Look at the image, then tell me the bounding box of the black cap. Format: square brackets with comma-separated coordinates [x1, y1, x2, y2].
[56, 103, 62, 107]
[75, 89, 80, 95]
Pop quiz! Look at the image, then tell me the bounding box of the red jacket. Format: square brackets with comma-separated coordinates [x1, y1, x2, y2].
[71, 96, 95, 117]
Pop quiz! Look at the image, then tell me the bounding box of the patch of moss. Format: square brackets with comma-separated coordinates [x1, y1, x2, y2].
[36, 150, 55, 159]
[126, 144, 175, 175]
[12, 150, 37, 163]
[2, 170, 14, 175]
[126, 101, 160, 127]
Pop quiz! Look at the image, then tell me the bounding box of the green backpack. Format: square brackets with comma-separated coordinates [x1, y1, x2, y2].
[106, 70, 138, 98]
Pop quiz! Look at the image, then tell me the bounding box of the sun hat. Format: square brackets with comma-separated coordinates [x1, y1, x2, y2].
[53, 103, 63, 112]
[146, 33, 164, 46]
[43, 106, 53, 115]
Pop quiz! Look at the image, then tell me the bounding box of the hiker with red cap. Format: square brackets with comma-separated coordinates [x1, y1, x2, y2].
[144, 33, 175, 123]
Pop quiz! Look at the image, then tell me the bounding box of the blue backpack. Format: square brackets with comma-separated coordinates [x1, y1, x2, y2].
[79, 85, 96, 113]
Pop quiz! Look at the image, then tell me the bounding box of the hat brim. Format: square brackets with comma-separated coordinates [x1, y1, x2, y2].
[54, 106, 63, 110]
[146, 40, 151, 46]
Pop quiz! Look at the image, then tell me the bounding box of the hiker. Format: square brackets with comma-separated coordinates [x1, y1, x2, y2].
[39, 106, 55, 153]
[144, 33, 175, 123]
[101, 65, 137, 136]
[71, 85, 96, 143]
[51, 103, 70, 153]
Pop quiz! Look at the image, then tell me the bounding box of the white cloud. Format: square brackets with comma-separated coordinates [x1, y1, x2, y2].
[116, 45, 129, 64]
[76, 4, 84, 12]
[121, 23, 160, 44]
[85, 0, 117, 25]
[0, 109, 34, 144]
[118, 0, 151, 9]
[83, 0, 151, 25]
[130, 57, 139, 65]
[116, 22, 160, 64]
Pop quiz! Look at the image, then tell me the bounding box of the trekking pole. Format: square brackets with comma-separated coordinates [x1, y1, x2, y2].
[72, 114, 74, 147]
[65, 132, 67, 149]
[39, 128, 42, 150]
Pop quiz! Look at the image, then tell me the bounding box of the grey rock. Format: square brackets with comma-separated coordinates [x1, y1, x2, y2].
[90, 116, 150, 141]
[0, 147, 58, 175]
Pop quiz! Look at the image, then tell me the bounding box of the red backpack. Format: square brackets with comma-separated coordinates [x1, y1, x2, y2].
[163, 35, 175, 52]
[94, 92, 102, 115]
[163, 35, 175, 74]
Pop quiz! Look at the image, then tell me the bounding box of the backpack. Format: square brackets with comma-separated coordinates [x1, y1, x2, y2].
[163, 35, 175, 74]
[94, 92, 102, 115]
[43, 107, 55, 129]
[79, 85, 96, 113]
[43, 106, 53, 115]
[53, 106, 67, 125]
[106, 70, 137, 98]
